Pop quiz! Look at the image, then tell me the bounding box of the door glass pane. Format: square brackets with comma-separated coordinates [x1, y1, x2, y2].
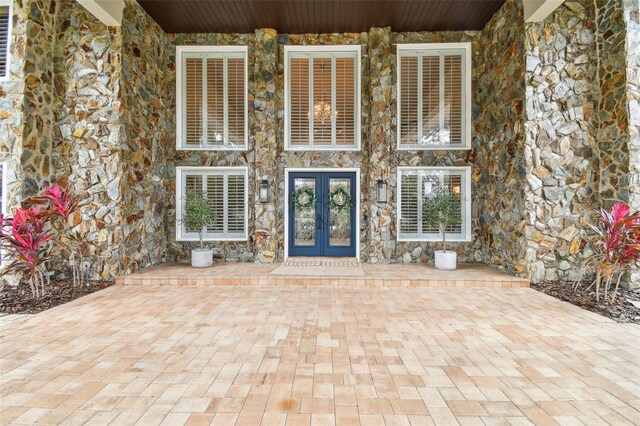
[328, 178, 351, 247]
[293, 178, 316, 246]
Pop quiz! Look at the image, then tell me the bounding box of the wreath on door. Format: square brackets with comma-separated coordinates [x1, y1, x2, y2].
[329, 186, 352, 212]
[292, 186, 316, 210]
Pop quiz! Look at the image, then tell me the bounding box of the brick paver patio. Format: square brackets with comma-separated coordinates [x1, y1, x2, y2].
[1, 284, 639, 425]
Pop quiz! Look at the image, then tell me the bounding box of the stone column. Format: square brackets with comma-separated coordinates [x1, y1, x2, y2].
[366, 27, 393, 263]
[21, 0, 58, 197]
[252, 28, 279, 263]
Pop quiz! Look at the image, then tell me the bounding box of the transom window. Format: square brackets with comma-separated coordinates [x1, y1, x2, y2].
[397, 43, 471, 150]
[285, 45, 361, 150]
[0, 0, 12, 79]
[397, 167, 471, 242]
[176, 167, 248, 241]
[176, 46, 248, 150]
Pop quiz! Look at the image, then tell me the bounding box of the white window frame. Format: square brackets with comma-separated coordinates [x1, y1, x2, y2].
[397, 166, 472, 242]
[176, 45, 248, 151]
[284, 45, 362, 151]
[396, 43, 472, 150]
[175, 166, 249, 241]
[0, 0, 13, 81]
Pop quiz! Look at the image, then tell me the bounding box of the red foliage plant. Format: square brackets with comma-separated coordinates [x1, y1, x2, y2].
[0, 183, 82, 297]
[576, 202, 640, 301]
[0, 209, 53, 298]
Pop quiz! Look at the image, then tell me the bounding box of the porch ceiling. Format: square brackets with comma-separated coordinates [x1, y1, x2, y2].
[136, 0, 506, 34]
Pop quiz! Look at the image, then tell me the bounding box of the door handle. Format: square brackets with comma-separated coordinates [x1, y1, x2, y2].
[316, 212, 323, 229]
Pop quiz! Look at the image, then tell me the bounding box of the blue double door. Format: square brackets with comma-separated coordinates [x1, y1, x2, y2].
[289, 172, 357, 257]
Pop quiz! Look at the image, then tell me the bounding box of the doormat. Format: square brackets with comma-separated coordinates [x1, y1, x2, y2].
[271, 257, 365, 277]
[284, 258, 359, 267]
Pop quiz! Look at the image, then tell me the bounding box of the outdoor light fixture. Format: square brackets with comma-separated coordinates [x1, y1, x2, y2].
[377, 180, 387, 203]
[259, 180, 269, 203]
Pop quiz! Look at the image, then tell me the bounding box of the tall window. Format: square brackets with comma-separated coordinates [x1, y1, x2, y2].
[397, 43, 471, 150]
[285, 45, 361, 150]
[176, 46, 248, 150]
[176, 167, 248, 241]
[397, 167, 471, 242]
[0, 1, 12, 79]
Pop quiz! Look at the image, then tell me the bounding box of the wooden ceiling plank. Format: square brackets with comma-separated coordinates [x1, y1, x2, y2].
[138, 0, 507, 34]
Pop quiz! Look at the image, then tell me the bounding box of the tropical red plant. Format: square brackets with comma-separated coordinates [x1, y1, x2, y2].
[576, 202, 640, 301]
[30, 183, 84, 286]
[0, 208, 53, 298]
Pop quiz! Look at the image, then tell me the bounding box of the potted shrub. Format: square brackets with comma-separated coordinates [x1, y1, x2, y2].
[423, 184, 461, 270]
[182, 189, 216, 268]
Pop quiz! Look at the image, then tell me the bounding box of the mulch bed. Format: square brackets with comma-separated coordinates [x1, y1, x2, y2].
[532, 280, 640, 323]
[0, 279, 113, 314]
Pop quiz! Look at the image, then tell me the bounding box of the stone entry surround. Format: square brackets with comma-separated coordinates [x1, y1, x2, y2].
[1, 284, 639, 425]
[0, 0, 638, 285]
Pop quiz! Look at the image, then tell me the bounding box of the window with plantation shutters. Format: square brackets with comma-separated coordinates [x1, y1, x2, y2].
[285, 46, 361, 150]
[0, 2, 12, 79]
[397, 43, 471, 150]
[176, 167, 248, 241]
[397, 167, 471, 242]
[177, 46, 247, 150]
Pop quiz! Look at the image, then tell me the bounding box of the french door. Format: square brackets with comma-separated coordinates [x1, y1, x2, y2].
[288, 172, 356, 257]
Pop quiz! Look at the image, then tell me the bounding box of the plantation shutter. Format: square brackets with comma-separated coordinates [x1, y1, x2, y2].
[286, 48, 359, 149]
[179, 168, 247, 240]
[313, 57, 332, 146]
[206, 57, 224, 146]
[226, 173, 245, 235]
[205, 174, 224, 233]
[400, 172, 420, 237]
[335, 57, 356, 147]
[183, 174, 203, 234]
[0, 5, 8, 78]
[398, 46, 468, 149]
[400, 56, 418, 145]
[179, 49, 246, 149]
[443, 54, 463, 145]
[399, 168, 469, 241]
[227, 57, 245, 147]
[289, 57, 310, 147]
[185, 57, 204, 147]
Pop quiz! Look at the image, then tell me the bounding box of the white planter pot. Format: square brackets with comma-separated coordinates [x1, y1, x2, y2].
[191, 249, 213, 268]
[434, 250, 457, 271]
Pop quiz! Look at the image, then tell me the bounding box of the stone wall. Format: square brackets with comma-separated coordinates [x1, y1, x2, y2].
[523, 0, 600, 281]
[119, 0, 169, 274]
[471, 0, 527, 274]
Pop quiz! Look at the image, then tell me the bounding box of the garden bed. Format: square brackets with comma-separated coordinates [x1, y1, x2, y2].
[533, 281, 640, 323]
[0, 279, 112, 314]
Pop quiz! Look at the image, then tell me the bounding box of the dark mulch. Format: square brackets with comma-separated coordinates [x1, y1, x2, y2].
[532, 280, 640, 323]
[0, 279, 113, 314]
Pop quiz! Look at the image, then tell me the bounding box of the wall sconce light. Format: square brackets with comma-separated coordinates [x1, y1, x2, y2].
[259, 180, 269, 203]
[377, 180, 387, 203]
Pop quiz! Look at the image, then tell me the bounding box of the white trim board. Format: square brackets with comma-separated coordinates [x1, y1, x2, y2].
[284, 167, 361, 260]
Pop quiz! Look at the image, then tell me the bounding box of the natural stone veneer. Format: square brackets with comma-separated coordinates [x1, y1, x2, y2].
[2, 0, 639, 286]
